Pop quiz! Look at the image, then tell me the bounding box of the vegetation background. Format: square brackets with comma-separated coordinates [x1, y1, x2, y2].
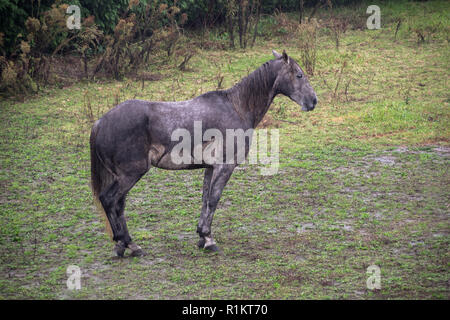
[0, 0, 449, 299]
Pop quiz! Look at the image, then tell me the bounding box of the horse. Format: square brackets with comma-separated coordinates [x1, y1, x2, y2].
[90, 50, 317, 257]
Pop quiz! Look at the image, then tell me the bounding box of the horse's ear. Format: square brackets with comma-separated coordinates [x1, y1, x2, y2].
[272, 50, 282, 59]
[282, 50, 290, 64]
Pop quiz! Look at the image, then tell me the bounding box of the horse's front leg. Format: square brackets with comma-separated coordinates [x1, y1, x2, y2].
[197, 164, 236, 252]
[197, 167, 213, 249]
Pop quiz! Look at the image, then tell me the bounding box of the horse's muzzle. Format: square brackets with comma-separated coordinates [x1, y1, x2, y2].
[302, 97, 317, 111]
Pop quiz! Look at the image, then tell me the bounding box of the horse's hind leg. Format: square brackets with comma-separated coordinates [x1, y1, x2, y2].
[100, 172, 146, 257]
[116, 193, 146, 257]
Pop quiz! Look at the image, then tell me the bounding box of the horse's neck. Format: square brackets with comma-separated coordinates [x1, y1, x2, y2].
[252, 81, 277, 127]
[227, 62, 278, 128]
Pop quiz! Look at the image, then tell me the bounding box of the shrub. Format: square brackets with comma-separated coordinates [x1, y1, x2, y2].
[94, 0, 188, 79]
[0, 3, 72, 95]
[297, 18, 319, 76]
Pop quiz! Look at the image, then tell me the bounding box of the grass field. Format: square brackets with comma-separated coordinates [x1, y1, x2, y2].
[0, 1, 449, 299]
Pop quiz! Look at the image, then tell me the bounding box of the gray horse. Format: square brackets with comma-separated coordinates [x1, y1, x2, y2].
[90, 50, 317, 256]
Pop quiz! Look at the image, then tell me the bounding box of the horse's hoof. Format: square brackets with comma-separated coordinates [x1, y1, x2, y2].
[197, 238, 206, 249]
[130, 248, 146, 257]
[128, 242, 146, 257]
[204, 244, 220, 252]
[114, 241, 126, 257]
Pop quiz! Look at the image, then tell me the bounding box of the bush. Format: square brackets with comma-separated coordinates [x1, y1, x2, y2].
[94, 0, 188, 79]
[0, 2, 72, 95]
[297, 18, 319, 76]
[0, 0, 56, 57]
[79, 0, 129, 35]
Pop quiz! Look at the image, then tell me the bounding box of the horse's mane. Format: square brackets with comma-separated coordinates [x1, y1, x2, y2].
[225, 60, 278, 125]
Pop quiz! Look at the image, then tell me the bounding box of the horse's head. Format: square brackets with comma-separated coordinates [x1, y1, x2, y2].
[272, 50, 317, 111]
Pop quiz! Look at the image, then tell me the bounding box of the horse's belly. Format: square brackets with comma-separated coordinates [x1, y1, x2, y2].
[148, 144, 208, 170]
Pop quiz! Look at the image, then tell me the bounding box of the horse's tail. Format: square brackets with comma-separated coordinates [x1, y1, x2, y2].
[90, 121, 113, 239]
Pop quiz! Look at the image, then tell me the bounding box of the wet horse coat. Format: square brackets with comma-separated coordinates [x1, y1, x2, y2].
[90, 50, 317, 256]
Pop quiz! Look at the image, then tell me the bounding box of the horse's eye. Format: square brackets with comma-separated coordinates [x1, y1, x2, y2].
[297, 73, 303, 79]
